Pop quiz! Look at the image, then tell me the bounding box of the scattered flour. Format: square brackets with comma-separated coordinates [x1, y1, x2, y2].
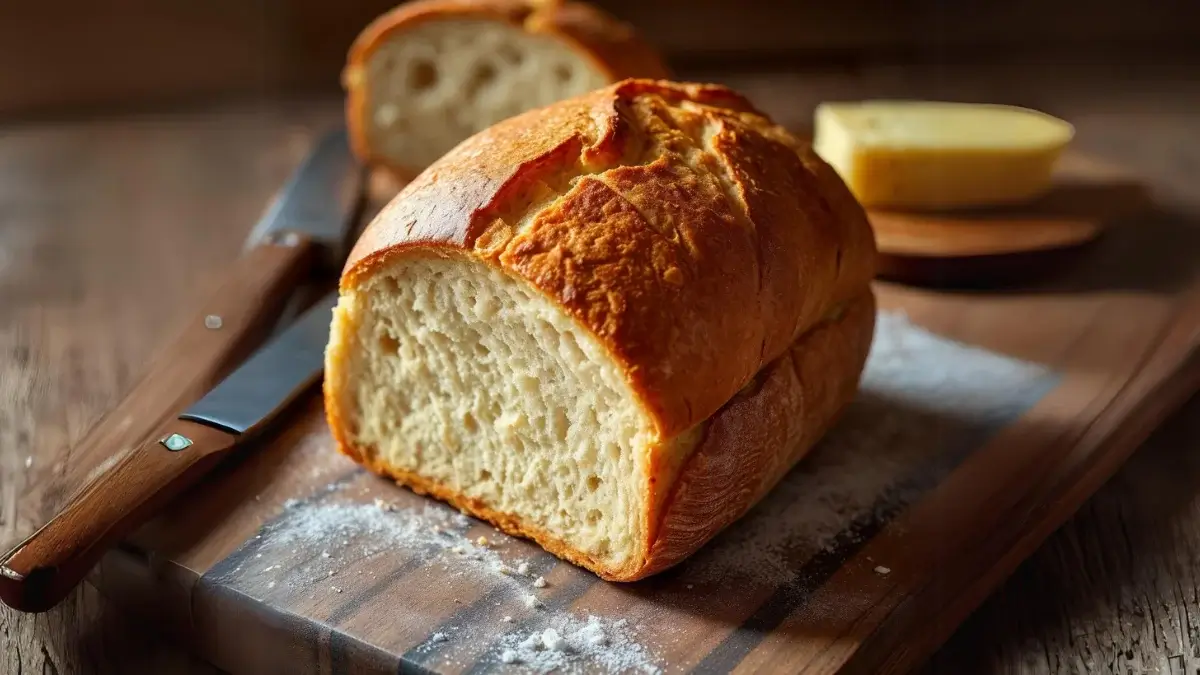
[496, 614, 661, 674]
[242, 499, 534, 591]
[687, 311, 1055, 585]
[224, 311, 1053, 673]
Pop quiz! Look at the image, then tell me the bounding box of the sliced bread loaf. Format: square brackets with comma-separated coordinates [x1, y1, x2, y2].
[342, 0, 671, 180]
[324, 79, 877, 581]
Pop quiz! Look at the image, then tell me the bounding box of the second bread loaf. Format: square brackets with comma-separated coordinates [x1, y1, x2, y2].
[343, 0, 671, 180]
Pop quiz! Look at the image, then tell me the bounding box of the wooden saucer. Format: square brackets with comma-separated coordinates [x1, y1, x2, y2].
[869, 210, 1103, 258]
[868, 178, 1149, 286]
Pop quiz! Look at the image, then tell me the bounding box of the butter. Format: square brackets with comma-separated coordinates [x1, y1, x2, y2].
[813, 101, 1074, 210]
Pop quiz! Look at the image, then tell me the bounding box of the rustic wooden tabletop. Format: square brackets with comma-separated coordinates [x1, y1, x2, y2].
[2, 62, 1199, 674]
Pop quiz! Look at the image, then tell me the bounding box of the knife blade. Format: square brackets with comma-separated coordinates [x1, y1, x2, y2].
[0, 292, 340, 614]
[0, 129, 363, 613]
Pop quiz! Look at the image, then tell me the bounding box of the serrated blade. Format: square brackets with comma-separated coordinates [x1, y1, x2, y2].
[244, 128, 363, 270]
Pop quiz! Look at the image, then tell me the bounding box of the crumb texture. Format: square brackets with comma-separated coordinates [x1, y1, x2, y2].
[364, 18, 609, 171]
[329, 256, 652, 568]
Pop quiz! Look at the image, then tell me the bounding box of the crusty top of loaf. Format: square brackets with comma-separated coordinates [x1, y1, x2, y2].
[343, 79, 876, 439]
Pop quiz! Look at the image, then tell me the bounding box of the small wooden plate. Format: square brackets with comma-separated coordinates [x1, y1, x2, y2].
[868, 179, 1149, 286]
[868, 210, 1103, 258]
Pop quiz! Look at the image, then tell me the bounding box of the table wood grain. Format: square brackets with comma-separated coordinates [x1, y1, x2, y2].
[2, 63, 1200, 674]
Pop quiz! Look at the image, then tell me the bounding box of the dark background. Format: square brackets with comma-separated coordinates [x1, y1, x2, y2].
[3, 0, 1199, 119]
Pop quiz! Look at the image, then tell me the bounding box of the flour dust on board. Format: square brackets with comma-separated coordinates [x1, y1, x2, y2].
[212, 311, 1057, 674]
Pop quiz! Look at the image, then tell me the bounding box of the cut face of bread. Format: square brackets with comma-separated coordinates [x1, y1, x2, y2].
[362, 18, 610, 173]
[328, 255, 666, 571]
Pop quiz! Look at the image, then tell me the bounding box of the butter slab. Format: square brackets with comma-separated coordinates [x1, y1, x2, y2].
[813, 100, 1074, 210]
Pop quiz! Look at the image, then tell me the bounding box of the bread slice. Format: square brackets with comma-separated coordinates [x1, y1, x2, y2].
[324, 79, 877, 581]
[342, 0, 671, 180]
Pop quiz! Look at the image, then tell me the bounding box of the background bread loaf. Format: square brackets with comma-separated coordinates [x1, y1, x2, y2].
[324, 79, 877, 581]
[343, 0, 671, 179]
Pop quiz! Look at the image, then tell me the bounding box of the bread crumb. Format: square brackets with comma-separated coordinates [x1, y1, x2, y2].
[542, 628, 565, 651]
[477, 536, 489, 546]
[519, 634, 541, 651]
[321, 550, 331, 559]
[502, 615, 514, 623]
[533, 576, 547, 588]
[686, 584, 694, 589]
[874, 565, 891, 575]
[516, 562, 531, 575]
[332, 586, 342, 593]
[374, 498, 397, 512]
[267, 581, 276, 589]
[431, 632, 448, 643]
[25, 456, 33, 469]
[375, 104, 400, 128]
[451, 546, 464, 554]
[524, 594, 543, 609]
[500, 649, 519, 664]
[577, 620, 607, 646]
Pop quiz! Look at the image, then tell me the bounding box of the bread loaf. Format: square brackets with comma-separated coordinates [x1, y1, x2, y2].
[342, 0, 670, 180]
[324, 79, 877, 581]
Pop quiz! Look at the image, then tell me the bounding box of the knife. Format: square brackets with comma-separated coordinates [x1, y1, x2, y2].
[0, 129, 363, 613]
[0, 292, 339, 613]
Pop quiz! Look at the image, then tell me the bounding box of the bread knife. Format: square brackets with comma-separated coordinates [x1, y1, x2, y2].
[0, 290, 341, 613]
[0, 130, 363, 613]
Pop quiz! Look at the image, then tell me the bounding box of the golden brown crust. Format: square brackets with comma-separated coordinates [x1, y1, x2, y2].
[324, 289, 876, 581]
[342, 79, 876, 439]
[635, 290, 875, 580]
[342, 0, 671, 179]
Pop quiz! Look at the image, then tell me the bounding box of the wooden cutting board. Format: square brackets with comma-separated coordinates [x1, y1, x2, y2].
[85, 155, 1200, 675]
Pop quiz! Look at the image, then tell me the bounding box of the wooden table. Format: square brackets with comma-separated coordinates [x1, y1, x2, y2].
[3, 62, 1200, 674]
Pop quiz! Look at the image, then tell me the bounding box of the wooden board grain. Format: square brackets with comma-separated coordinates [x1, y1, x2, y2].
[5, 66, 1200, 675]
[73, 158, 1200, 674]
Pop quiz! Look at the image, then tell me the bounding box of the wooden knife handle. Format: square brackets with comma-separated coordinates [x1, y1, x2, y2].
[0, 419, 239, 613]
[27, 237, 314, 525]
[2, 236, 315, 613]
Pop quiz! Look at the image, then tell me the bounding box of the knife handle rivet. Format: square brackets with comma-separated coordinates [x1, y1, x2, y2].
[160, 434, 193, 452]
[266, 231, 303, 247]
[204, 315, 223, 330]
